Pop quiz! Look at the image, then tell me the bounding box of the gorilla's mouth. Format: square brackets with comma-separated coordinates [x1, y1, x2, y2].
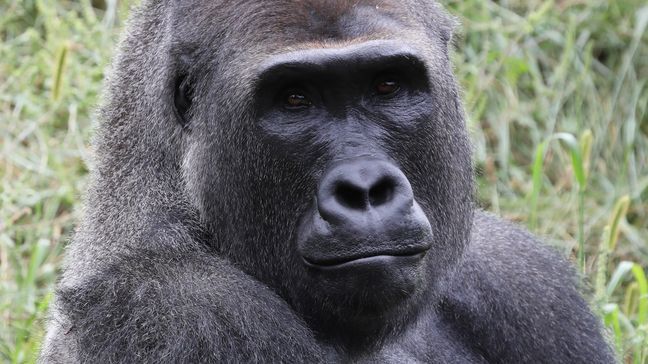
[302, 246, 429, 269]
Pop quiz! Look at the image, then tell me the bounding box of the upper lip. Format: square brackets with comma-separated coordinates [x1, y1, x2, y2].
[302, 245, 430, 267]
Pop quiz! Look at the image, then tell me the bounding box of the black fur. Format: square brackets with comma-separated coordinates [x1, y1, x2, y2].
[40, 0, 614, 362]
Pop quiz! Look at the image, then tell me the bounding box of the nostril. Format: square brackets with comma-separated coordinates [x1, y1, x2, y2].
[318, 160, 414, 222]
[369, 178, 395, 207]
[334, 182, 368, 210]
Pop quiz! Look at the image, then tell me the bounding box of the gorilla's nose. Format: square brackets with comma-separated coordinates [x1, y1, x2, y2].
[317, 160, 414, 226]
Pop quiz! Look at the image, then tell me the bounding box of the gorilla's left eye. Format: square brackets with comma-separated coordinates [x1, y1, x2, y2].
[283, 90, 312, 110]
[374, 77, 400, 96]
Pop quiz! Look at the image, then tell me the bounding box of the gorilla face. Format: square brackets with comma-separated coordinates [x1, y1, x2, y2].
[177, 0, 473, 345]
[254, 42, 441, 333]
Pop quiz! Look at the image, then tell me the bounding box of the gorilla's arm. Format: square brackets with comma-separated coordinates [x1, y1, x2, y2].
[444, 211, 615, 363]
[40, 247, 325, 363]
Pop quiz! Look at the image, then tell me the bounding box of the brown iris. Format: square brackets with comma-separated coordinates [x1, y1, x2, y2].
[285, 91, 312, 109]
[375, 79, 400, 95]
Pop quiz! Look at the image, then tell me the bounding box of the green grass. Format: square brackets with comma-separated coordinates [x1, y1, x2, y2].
[1, 0, 646, 363]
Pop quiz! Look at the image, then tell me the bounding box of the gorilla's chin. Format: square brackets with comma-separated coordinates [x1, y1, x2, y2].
[303, 251, 428, 307]
[292, 250, 429, 351]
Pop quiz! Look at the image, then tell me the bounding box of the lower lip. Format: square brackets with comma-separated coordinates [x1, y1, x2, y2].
[302, 251, 427, 271]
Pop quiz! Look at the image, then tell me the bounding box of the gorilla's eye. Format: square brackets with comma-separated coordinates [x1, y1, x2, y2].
[284, 90, 312, 110]
[374, 78, 400, 96]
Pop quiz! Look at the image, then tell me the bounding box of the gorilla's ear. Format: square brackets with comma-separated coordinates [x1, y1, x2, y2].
[173, 73, 193, 126]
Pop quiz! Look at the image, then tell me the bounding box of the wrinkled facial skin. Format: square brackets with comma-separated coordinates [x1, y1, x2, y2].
[177, 0, 472, 350]
[258, 41, 438, 316]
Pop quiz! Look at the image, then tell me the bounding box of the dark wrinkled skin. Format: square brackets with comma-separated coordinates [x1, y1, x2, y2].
[39, 1, 615, 363]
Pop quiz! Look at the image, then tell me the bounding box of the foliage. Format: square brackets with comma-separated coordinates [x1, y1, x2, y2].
[0, 0, 646, 362]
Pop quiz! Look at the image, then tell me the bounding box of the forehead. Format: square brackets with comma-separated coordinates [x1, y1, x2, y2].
[175, 0, 417, 47]
[275, 0, 408, 41]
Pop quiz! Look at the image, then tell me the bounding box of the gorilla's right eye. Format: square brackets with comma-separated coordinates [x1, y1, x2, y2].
[283, 90, 312, 110]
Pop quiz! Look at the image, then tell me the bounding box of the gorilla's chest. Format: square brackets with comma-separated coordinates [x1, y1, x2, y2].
[348, 316, 488, 364]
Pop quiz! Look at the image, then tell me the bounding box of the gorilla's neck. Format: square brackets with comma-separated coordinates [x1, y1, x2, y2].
[294, 278, 439, 356]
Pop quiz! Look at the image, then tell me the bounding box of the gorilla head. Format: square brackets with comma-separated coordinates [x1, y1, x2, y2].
[170, 0, 471, 348]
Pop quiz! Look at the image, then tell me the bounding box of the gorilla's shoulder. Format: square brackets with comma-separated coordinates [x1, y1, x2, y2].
[449, 209, 584, 326]
[440, 210, 614, 363]
[462, 210, 575, 286]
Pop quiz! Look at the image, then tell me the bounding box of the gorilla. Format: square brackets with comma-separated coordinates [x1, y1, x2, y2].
[40, 0, 614, 363]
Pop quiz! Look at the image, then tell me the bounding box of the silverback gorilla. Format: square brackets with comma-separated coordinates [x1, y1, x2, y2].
[40, 0, 614, 363]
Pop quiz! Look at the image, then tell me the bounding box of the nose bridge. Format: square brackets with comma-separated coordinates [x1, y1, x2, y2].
[326, 121, 384, 163]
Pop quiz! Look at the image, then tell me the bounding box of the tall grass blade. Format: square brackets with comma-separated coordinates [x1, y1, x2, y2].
[52, 43, 68, 101]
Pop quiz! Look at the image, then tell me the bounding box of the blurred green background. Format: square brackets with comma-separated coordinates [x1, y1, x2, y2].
[0, 0, 646, 362]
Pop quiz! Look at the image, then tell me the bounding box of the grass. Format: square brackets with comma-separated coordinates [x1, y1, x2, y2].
[0, 0, 646, 362]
